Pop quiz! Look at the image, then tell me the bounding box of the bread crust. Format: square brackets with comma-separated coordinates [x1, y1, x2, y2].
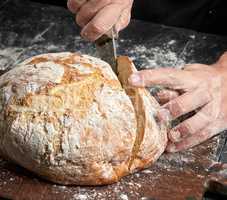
[117, 56, 167, 171]
[0, 53, 167, 185]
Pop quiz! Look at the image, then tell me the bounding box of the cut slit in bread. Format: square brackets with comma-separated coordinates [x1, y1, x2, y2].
[117, 56, 167, 171]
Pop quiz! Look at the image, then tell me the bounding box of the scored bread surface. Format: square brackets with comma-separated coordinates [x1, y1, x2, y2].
[0, 52, 167, 185]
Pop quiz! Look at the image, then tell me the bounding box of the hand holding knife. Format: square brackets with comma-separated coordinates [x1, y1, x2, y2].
[67, 0, 133, 74]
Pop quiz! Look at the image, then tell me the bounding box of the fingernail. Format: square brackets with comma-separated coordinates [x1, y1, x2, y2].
[166, 144, 177, 152]
[169, 129, 181, 142]
[157, 108, 172, 123]
[128, 74, 142, 86]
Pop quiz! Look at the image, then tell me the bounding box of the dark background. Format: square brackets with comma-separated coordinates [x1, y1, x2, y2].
[30, 0, 227, 36]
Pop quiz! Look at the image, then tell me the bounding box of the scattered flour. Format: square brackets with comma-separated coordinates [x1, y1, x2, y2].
[189, 35, 196, 39]
[73, 194, 88, 200]
[0, 31, 93, 72]
[127, 44, 186, 69]
[0, 47, 24, 70]
[141, 169, 153, 174]
[1, 37, 187, 74]
[168, 40, 176, 45]
[119, 194, 128, 200]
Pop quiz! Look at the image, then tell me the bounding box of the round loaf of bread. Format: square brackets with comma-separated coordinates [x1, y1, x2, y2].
[0, 52, 167, 185]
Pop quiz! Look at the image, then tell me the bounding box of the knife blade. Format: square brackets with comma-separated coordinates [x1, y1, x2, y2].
[72, 0, 118, 74]
[95, 28, 118, 75]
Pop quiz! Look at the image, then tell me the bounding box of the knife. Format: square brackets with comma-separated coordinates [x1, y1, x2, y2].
[73, 0, 118, 74]
[95, 28, 118, 75]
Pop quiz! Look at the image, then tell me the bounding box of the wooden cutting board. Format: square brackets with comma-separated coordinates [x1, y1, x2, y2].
[0, 136, 227, 200]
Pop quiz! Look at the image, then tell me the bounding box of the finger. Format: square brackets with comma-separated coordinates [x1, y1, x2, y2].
[156, 108, 172, 125]
[159, 86, 212, 121]
[76, 0, 112, 27]
[128, 68, 196, 90]
[183, 63, 210, 71]
[81, 4, 124, 41]
[156, 89, 179, 105]
[115, 7, 131, 32]
[166, 120, 226, 152]
[67, 0, 87, 14]
[168, 104, 213, 142]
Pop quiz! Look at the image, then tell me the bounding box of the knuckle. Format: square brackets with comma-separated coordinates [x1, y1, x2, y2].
[177, 122, 192, 137]
[82, 5, 95, 17]
[90, 23, 106, 35]
[76, 6, 95, 27]
[76, 13, 85, 27]
[67, 0, 82, 13]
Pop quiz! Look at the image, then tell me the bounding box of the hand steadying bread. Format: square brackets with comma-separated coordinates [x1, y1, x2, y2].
[68, 0, 227, 153]
[0, 53, 167, 185]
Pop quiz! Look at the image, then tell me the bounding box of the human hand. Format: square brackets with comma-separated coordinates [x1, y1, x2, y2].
[129, 52, 227, 152]
[67, 0, 133, 41]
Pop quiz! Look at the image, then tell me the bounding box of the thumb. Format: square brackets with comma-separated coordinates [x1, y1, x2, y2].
[115, 8, 131, 32]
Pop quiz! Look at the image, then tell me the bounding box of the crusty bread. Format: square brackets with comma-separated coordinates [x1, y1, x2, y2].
[0, 52, 167, 185]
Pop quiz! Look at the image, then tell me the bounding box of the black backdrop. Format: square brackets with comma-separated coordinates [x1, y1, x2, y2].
[29, 0, 227, 36]
[30, 0, 67, 7]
